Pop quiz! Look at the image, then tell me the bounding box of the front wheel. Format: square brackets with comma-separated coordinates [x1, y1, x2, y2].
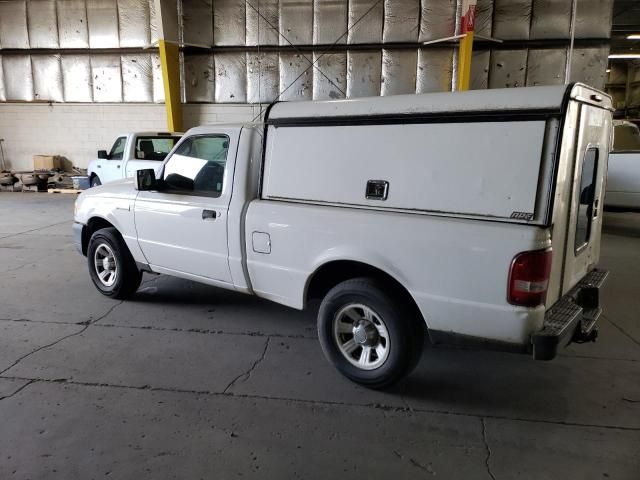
[317, 277, 424, 389]
[87, 227, 141, 299]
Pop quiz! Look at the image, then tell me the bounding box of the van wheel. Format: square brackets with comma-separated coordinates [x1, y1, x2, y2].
[87, 227, 141, 299]
[317, 277, 423, 389]
[91, 175, 102, 187]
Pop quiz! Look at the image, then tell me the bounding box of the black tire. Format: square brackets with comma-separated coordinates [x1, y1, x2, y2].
[317, 277, 424, 389]
[87, 227, 141, 299]
[91, 175, 102, 187]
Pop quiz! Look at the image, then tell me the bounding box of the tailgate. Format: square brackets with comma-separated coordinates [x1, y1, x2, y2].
[561, 102, 612, 294]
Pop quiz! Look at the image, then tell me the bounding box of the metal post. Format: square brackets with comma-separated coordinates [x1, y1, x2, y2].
[565, 0, 578, 84]
[154, 0, 183, 132]
[159, 39, 183, 132]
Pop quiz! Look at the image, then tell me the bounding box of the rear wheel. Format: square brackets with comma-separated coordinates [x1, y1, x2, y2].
[317, 277, 424, 389]
[91, 175, 102, 187]
[87, 227, 141, 299]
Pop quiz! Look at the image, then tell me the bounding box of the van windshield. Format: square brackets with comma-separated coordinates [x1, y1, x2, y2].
[613, 123, 640, 152]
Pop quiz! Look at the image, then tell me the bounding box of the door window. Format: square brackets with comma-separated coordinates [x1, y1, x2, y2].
[163, 135, 229, 197]
[109, 137, 127, 160]
[574, 147, 599, 252]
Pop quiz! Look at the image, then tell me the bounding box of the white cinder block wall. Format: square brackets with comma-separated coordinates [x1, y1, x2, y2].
[0, 103, 263, 171]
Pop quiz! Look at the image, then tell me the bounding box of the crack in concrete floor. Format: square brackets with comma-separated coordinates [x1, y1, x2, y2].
[223, 336, 271, 393]
[481, 418, 497, 480]
[0, 379, 34, 401]
[1, 374, 639, 433]
[0, 300, 124, 376]
[0, 220, 72, 240]
[0, 317, 318, 340]
[603, 315, 640, 347]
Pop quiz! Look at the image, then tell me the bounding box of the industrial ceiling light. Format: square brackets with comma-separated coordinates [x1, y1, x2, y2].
[627, 34, 640, 40]
[608, 54, 640, 59]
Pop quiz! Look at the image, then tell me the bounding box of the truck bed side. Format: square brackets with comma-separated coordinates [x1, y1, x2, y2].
[245, 200, 550, 345]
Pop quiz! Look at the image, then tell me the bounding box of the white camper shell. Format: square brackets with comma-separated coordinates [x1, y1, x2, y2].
[74, 83, 614, 388]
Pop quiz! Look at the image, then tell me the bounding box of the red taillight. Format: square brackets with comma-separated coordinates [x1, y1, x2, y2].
[508, 249, 552, 307]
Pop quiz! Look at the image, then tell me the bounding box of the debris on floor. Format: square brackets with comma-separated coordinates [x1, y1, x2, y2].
[0, 167, 87, 194]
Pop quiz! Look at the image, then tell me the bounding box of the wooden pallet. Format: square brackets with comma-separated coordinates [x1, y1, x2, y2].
[47, 188, 82, 194]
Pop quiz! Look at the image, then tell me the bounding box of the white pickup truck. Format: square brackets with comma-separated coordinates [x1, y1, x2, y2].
[605, 120, 640, 210]
[73, 84, 612, 388]
[87, 132, 182, 187]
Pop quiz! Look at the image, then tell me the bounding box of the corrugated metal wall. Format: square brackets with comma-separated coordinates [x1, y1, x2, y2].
[0, 0, 613, 103]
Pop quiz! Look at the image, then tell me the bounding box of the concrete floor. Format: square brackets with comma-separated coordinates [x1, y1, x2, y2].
[0, 193, 638, 479]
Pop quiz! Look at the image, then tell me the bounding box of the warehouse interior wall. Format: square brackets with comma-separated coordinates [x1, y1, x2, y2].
[0, 103, 260, 170]
[0, 0, 615, 171]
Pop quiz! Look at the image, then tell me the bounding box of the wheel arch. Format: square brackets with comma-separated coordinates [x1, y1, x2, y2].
[304, 259, 428, 329]
[81, 216, 117, 255]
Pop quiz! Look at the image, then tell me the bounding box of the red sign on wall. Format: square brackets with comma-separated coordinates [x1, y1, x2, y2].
[460, 0, 477, 34]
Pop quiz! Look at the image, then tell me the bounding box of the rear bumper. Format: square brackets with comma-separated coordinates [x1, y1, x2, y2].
[531, 269, 608, 361]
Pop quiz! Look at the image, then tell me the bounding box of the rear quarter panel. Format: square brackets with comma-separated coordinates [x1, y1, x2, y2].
[245, 200, 551, 344]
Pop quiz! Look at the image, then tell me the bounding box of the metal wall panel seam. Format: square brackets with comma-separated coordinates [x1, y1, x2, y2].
[347, 0, 384, 44]
[313, 0, 348, 45]
[246, 0, 320, 98]
[2, 54, 34, 100]
[0, 55, 5, 101]
[32, 53, 64, 101]
[61, 54, 93, 101]
[0, 0, 30, 49]
[56, 0, 90, 48]
[27, 0, 62, 48]
[118, 0, 152, 47]
[346, 50, 382, 98]
[25, 0, 32, 47]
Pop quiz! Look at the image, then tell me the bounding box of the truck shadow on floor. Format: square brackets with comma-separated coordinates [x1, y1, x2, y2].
[127, 275, 629, 427]
[399, 345, 579, 420]
[126, 273, 318, 337]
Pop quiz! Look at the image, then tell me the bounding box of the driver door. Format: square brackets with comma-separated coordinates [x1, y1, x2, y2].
[102, 136, 127, 183]
[134, 130, 237, 284]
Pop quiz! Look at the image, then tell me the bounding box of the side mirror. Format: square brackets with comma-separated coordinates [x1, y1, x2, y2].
[136, 169, 159, 191]
[97, 150, 109, 159]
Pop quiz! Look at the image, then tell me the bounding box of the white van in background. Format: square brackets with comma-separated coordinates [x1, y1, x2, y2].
[74, 84, 613, 388]
[605, 120, 640, 210]
[87, 132, 182, 187]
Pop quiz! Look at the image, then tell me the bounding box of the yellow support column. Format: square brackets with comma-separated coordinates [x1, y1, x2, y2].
[457, 31, 474, 91]
[159, 39, 183, 132]
[457, 0, 477, 91]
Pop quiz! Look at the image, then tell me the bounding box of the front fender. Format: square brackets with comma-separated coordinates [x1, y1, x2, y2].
[74, 187, 145, 264]
[86, 159, 98, 178]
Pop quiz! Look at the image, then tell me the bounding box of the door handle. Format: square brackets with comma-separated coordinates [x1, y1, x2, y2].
[202, 209, 217, 220]
[117, 165, 121, 168]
